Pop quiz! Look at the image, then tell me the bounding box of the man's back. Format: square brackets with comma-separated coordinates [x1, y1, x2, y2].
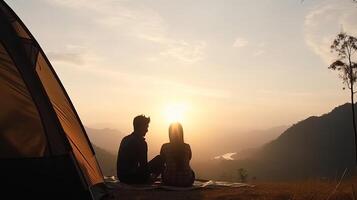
[117, 133, 147, 177]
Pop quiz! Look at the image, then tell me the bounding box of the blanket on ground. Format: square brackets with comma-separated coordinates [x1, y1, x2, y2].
[104, 176, 253, 191]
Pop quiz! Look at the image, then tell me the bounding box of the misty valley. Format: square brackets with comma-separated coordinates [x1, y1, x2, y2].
[90, 103, 357, 182]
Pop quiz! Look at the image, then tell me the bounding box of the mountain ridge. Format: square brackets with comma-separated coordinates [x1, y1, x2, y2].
[195, 103, 357, 181]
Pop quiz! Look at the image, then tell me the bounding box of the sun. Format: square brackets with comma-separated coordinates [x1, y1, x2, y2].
[164, 103, 188, 124]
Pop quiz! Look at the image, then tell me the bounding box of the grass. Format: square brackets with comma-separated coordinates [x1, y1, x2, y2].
[107, 178, 357, 200]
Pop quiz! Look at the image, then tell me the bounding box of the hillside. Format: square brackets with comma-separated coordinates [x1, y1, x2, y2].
[93, 144, 117, 176]
[198, 103, 357, 181]
[254, 103, 356, 180]
[86, 127, 125, 154]
[109, 178, 357, 200]
[86, 127, 122, 176]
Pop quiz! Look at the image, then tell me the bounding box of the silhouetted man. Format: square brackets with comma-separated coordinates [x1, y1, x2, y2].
[117, 115, 164, 184]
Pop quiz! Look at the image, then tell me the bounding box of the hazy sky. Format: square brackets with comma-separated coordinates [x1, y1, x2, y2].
[6, 0, 357, 157]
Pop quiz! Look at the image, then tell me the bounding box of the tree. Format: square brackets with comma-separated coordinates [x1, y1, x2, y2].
[329, 32, 357, 163]
[237, 168, 248, 183]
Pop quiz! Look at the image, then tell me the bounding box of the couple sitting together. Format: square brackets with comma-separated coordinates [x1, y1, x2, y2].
[116, 115, 195, 187]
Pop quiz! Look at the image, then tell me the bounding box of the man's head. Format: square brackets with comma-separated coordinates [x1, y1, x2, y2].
[133, 115, 150, 137]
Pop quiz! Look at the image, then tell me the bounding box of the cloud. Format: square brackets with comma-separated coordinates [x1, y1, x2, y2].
[43, 0, 206, 63]
[47, 45, 102, 66]
[47, 45, 85, 65]
[253, 50, 265, 57]
[79, 65, 230, 99]
[137, 34, 206, 63]
[233, 37, 248, 48]
[46, 0, 120, 11]
[304, 1, 357, 64]
[159, 40, 206, 63]
[233, 38, 265, 57]
[47, 52, 84, 65]
[37, 1, 214, 98]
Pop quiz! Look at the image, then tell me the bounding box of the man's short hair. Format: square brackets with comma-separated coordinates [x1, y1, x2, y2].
[133, 115, 150, 130]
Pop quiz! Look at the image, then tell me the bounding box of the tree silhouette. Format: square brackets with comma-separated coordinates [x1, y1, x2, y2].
[329, 32, 357, 163]
[237, 168, 248, 183]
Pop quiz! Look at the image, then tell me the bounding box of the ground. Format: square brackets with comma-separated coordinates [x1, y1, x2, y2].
[107, 179, 357, 200]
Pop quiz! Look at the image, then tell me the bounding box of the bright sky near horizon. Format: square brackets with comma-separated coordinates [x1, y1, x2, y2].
[5, 0, 357, 157]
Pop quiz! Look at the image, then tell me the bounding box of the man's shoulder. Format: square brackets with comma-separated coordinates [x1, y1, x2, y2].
[121, 133, 146, 146]
[121, 134, 131, 142]
[120, 133, 134, 145]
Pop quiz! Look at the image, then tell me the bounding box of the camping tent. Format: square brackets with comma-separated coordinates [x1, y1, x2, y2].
[0, 0, 104, 198]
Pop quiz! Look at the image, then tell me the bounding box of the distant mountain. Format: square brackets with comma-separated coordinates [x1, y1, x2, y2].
[210, 126, 288, 160]
[86, 127, 125, 154]
[238, 126, 289, 149]
[86, 127, 124, 176]
[93, 145, 117, 176]
[253, 103, 356, 180]
[198, 103, 357, 181]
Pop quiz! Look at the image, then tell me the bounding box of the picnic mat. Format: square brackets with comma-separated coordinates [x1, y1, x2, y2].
[104, 176, 254, 191]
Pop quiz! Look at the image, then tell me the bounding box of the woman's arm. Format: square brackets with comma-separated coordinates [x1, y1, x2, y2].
[160, 143, 167, 161]
[187, 144, 192, 160]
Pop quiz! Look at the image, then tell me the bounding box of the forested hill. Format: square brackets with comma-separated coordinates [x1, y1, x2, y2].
[253, 103, 356, 180]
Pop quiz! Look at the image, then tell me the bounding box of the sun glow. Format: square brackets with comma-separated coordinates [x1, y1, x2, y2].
[164, 102, 188, 124]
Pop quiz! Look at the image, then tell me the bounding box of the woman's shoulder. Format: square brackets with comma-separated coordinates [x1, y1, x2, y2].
[161, 143, 170, 147]
[183, 143, 192, 152]
[160, 143, 170, 150]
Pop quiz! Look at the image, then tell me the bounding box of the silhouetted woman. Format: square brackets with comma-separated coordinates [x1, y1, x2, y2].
[160, 123, 195, 187]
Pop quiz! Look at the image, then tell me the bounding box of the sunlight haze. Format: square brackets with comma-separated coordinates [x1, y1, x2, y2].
[6, 0, 357, 160]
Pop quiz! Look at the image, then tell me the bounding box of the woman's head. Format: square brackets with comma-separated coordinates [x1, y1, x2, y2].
[169, 122, 184, 144]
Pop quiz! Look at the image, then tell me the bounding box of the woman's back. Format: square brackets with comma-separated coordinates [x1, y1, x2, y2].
[160, 143, 195, 187]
